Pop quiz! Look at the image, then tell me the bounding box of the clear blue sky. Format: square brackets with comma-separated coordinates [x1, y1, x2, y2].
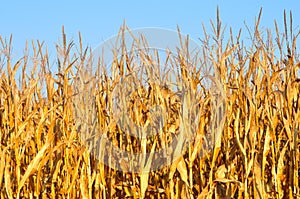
[1, 1, 300, 61]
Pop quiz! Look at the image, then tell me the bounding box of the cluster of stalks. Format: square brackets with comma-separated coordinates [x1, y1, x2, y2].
[0, 9, 299, 198]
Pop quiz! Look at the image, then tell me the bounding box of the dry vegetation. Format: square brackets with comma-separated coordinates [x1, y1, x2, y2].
[0, 10, 299, 198]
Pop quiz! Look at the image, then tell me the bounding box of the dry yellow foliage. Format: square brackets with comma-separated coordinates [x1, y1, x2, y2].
[0, 10, 299, 199]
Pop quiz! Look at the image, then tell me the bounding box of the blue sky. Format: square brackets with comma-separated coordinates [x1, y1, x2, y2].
[1, 1, 300, 61]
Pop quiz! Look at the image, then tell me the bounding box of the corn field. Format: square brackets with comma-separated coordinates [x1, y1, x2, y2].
[0, 10, 299, 198]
